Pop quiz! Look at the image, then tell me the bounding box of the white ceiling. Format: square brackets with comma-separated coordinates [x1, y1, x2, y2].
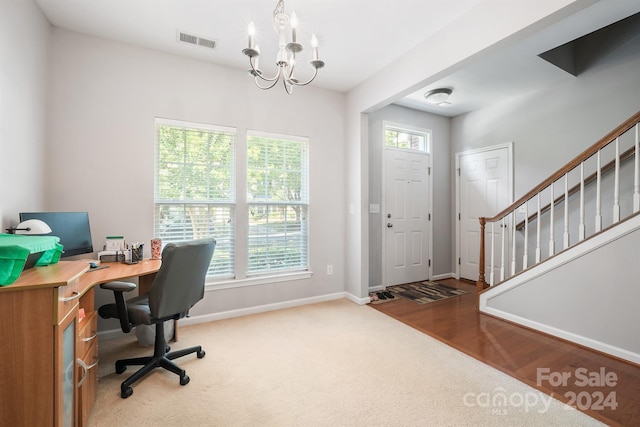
[35, 0, 640, 117]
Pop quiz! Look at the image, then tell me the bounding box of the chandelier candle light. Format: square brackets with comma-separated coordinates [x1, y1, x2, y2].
[242, 0, 325, 94]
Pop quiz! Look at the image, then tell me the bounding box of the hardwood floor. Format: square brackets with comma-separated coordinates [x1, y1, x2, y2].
[370, 278, 640, 427]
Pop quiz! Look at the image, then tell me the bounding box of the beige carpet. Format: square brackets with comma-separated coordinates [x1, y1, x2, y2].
[89, 299, 603, 426]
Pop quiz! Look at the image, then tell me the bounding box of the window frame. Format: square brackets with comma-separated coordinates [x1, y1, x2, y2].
[245, 130, 310, 276]
[153, 119, 313, 287]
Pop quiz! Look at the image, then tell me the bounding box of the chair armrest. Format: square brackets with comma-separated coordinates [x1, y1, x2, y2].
[100, 281, 137, 292]
[100, 281, 136, 333]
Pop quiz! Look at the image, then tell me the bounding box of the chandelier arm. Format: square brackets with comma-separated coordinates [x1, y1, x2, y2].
[283, 78, 293, 95]
[254, 67, 283, 90]
[287, 67, 319, 87]
[248, 58, 282, 83]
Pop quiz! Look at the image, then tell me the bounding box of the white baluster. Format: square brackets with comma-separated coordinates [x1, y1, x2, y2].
[579, 162, 585, 241]
[522, 203, 528, 270]
[595, 150, 602, 232]
[500, 217, 505, 282]
[490, 222, 495, 286]
[536, 193, 541, 263]
[613, 137, 620, 223]
[549, 183, 555, 256]
[634, 123, 639, 213]
[564, 174, 570, 249]
[511, 210, 517, 276]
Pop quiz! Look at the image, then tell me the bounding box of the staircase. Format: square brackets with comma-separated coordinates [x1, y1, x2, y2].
[477, 111, 640, 365]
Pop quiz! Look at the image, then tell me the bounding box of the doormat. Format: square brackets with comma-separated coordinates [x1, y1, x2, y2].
[388, 281, 469, 304]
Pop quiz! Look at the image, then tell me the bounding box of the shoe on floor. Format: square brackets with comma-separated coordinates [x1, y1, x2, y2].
[383, 291, 395, 299]
[376, 292, 388, 300]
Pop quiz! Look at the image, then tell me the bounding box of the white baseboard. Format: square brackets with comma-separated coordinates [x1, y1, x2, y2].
[98, 292, 362, 340]
[482, 306, 640, 365]
[433, 272, 456, 280]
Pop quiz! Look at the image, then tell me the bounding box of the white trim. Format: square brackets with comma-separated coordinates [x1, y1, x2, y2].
[481, 307, 640, 365]
[98, 294, 361, 341]
[455, 142, 514, 280]
[156, 117, 236, 134]
[205, 270, 313, 291]
[432, 272, 456, 281]
[247, 129, 309, 143]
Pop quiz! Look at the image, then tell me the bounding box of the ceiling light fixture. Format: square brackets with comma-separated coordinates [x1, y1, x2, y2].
[424, 88, 453, 106]
[242, 0, 325, 94]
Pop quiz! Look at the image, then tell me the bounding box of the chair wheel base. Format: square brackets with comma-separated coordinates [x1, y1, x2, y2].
[121, 386, 133, 399]
[180, 374, 190, 385]
[115, 361, 127, 374]
[197, 349, 206, 358]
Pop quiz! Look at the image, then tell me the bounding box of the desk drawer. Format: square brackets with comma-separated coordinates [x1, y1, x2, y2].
[78, 311, 98, 357]
[78, 339, 98, 427]
[55, 278, 80, 324]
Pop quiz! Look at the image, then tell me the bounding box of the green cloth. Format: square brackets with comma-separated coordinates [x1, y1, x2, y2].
[0, 234, 64, 286]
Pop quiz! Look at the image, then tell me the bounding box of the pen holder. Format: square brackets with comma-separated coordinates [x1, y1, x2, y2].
[131, 244, 144, 263]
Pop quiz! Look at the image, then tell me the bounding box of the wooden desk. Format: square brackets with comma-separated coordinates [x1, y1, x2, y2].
[79, 259, 162, 295]
[0, 259, 161, 427]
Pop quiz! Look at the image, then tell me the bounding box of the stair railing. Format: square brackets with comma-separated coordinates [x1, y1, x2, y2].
[477, 111, 640, 294]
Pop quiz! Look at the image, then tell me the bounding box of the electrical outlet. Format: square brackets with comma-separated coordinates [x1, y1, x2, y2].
[327, 265, 333, 275]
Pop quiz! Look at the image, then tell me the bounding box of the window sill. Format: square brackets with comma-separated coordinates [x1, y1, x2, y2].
[205, 270, 313, 291]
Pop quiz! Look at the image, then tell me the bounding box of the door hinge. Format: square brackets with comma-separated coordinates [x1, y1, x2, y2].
[458, 213, 461, 220]
[458, 257, 461, 265]
[428, 259, 431, 267]
[428, 213, 431, 221]
[428, 167, 431, 175]
[457, 168, 461, 176]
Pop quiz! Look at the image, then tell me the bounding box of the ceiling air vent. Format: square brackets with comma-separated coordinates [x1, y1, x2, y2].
[177, 30, 217, 50]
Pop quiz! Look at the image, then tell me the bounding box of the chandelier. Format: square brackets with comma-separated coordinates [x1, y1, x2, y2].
[242, 0, 325, 94]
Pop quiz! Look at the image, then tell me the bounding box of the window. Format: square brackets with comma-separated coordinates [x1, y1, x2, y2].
[385, 125, 430, 152]
[154, 120, 310, 281]
[154, 119, 235, 278]
[247, 131, 309, 274]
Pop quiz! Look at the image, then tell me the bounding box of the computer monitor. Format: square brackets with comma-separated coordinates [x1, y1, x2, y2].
[19, 211, 94, 258]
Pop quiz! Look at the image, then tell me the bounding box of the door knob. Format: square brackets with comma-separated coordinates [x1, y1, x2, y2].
[387, 223, 393, 228]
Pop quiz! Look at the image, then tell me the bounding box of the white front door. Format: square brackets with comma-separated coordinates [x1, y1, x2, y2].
[457, 144, 512, 282]
[384, 148, 431, 286]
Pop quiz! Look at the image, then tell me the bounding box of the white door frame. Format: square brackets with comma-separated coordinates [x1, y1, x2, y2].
[382, 122, 433, 287]
[455, 142, 513, 280]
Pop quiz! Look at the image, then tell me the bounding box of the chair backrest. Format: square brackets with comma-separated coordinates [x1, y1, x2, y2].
[148, 238, 216, 320]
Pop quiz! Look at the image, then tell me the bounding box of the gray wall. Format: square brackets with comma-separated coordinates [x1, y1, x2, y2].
[45, 29, 348, 332]
[0, 0, 50, 229]
[367, 105, 451, 288]
[451, 28, 640, 202]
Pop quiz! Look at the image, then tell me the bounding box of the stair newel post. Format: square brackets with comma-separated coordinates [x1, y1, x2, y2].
[549, 182, 555, 256]
[634, 123, 639, 213]
[500, 217, 506, 282]
[596, 150, 602, 232]
[490, 221, 495, 286]
[477, 216, 487, 294]
[613, 137, 620, 223]
[511, 210, 517, 275]
[579, 162, 586, 241]
[536, 193, 541, 263]
[564, 174, 570, 249]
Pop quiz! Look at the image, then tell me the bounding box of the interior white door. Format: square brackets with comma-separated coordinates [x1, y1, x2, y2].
[384, 148, 430, 286]
[458, 145, 511, 282]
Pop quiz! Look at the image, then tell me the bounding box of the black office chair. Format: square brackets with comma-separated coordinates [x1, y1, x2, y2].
[98, 238, 216, 398]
